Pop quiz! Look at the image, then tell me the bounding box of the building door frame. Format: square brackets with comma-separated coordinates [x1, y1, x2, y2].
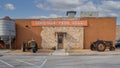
[55, 32, 67, 49]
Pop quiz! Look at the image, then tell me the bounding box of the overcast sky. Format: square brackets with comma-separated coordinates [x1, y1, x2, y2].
[0, 0, 120, 25]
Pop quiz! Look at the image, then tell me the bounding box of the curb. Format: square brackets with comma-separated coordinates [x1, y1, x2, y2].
[69, 53, 120, 56]
[1, 53, 120, 56]
[3, 53, 51, 56]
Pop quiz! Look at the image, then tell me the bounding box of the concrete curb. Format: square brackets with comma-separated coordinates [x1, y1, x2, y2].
[72, 53, 120, 56]
[1, 49, 120, 56]
[1, 53, 120, 56]
[3, 53, 51, 56]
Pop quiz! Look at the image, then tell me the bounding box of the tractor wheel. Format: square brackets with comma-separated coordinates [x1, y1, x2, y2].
[96, 43, 106, 52]
[90, 44, 96, 51]
[21, 44, 26, 52]
[109, 47, 115, 51]
[34, 43, 38, 51]
[32, 47, 37, 53]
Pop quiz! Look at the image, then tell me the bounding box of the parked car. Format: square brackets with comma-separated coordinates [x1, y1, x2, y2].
[115, 40, 120, 48]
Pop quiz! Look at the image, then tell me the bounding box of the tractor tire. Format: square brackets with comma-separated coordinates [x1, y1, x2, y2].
[109, 47, 115, 51]
[96, 42, 106, 52]
[32, 47, 37, 53]
[90, 44, 96, 51]
[22, 44, 26, 52]
[35, 43, 38, 51]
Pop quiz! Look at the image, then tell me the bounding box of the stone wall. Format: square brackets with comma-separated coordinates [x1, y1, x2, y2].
[116, 25, 120, 40]
[41, 27, 84, 49]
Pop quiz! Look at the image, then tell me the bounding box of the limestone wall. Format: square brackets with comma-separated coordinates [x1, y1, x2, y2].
[41, 27, 84, 49]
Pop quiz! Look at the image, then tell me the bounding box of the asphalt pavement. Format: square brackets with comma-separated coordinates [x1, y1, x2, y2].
[0, 54, 120, 68]
[0, 49, 120, 68]
[42, 55, 120, 68]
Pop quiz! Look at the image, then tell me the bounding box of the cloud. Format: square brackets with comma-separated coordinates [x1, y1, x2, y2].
[98, 1, 120, 17]
[4, 3, 15, 10]
[46, 0, 81, 5]
[76, 1, 97, 11]
[49, 14, 59, 18]
[35, 0, 84, 11]
[35, 0, 120, 17]
[28, 16, 47, 19]
[27, 14, 60, 19]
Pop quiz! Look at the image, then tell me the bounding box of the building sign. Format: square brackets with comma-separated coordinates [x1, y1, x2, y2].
[31, 20, 88, 27]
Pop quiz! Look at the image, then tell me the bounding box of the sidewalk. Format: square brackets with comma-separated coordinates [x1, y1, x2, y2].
[67, 48, 120, 56]
[0, 49, 120, 56]
[0, 49, 54, 56]
[52, 49, 69, 55]
[0, 49, 11, 53]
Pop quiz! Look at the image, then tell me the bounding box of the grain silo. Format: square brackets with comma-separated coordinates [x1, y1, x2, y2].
[0, 16, 16, 49]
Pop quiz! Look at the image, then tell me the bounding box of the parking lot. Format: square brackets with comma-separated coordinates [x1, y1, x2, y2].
[0, 55, 47, 68]
[0, 54, 120, 68]
[0, 49, 120, 68]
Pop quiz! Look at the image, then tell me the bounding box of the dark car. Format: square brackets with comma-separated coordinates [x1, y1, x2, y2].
[115, 40, 120, 48]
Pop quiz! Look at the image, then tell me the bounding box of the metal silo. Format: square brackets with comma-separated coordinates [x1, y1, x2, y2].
[0, 16, 16, 49]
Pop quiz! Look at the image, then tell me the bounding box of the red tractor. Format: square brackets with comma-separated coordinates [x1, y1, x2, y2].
[90, 40, 115, 52]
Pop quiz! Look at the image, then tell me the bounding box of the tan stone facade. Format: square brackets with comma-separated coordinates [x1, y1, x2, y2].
[41, 27, 84, 49]
[116, 25, 120, 40]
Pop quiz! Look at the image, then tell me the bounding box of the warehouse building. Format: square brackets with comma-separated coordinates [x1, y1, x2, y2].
[0, 12, 116, 49]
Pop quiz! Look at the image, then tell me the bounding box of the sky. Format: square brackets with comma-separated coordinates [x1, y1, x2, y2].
[0, 0, 120, 25]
